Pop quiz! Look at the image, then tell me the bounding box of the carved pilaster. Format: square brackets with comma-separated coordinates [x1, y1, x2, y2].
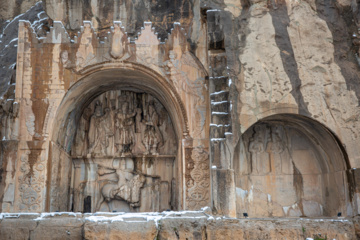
[184, 145, 211, 210]
[15, 141, 47, 212]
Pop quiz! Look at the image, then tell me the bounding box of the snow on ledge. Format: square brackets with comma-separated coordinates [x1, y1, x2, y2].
[0, 207, 213, 222]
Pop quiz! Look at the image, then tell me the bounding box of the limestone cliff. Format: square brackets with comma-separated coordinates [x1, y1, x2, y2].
[0, 0, 360, 219]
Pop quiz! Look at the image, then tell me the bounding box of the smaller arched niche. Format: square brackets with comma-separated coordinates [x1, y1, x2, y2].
[234, 114, 352, 218]
[70, 90, 177, 213]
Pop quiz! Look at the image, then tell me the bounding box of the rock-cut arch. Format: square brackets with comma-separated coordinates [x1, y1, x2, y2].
[46, 63, 188, 212]
[234, 114, 352, 217]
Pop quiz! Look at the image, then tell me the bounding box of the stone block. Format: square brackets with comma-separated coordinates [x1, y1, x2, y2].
[30, 218, 84, 240]
[84, 219, 158, 240]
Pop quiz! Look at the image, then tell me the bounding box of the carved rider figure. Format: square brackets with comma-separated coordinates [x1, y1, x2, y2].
[96, 159, 145, 211]
[114, 100, 136, 156]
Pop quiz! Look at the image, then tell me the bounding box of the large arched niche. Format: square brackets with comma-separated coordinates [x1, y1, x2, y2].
[47, 65, 188, 213]
[234, 114, 353, 218]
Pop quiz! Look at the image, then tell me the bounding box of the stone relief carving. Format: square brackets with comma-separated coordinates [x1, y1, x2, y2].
[185, 146, 210, 210]
[18, 150, 45, 212]
[75, 92, 170, 158]
[76, 22, 96, 70]
[141, 101, 163, 155]
[110, 22, 129, 60]
[248, 124, 292, 175]
[73, 108, 92, 157]
[96, 159, 145, 211]
[249, 125, 270, 174]
[71, 90, 177, 212]
[114, 99, 136, 156]
[238, 121, 346, 217]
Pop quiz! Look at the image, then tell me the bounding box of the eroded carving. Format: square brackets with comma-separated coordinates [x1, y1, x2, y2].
[18, 150, 45, 212]
[88, 101, 114, 157]
[185, 146, 210, 210]
[142, 101, 163, 155]
[96, 159, 145, 211]
[114, 99, 136, 156]
[110, 22, 129, 59]
[76, 22, 95, 70]
[71, 90, 177, 212]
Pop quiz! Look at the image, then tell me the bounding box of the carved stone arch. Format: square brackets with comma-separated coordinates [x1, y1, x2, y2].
[51, 61, 189, 147]
[234, 113, 353, 218]
[47, 62, 191, 212]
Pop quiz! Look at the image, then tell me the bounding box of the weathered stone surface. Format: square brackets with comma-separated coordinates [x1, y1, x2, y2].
[31, 218, 84, 240]
[0, 212, 358, 240]
[84, 220, 158, 240]
[0, 218, 37, 240]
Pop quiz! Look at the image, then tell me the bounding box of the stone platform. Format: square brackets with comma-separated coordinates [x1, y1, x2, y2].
[0, 209, 359, 240]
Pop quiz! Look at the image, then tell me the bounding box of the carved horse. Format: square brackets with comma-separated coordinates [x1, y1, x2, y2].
[96, 174, 145, 212]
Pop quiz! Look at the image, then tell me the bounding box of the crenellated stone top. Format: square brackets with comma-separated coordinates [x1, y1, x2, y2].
[18, 20, 205, 78]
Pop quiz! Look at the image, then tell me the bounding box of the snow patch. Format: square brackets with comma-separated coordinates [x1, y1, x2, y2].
[35, 212, 78, 220]
[211, 138, 225, 141]
[236, 187, 248, 200]
[211, 112, 228, 115]
[211, 100, 228, 105]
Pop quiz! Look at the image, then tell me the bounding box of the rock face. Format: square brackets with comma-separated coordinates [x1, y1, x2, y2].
[1, 0, 360, 227]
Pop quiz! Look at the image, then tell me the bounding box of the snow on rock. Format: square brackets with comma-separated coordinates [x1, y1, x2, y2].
[84, 209, 211, 223]
[0, 1, 49, 98]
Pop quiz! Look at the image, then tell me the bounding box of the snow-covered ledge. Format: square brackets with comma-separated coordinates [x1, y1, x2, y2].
[0, 208, 358, 239]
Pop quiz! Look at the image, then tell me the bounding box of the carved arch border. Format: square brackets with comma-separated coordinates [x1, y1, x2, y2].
[240, 109, 351, 168]
[237, 113, 355, 212]
[50, 61, 190, 146]
[47, 61, 193, 211]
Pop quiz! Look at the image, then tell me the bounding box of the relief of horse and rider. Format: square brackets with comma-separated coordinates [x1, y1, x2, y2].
[72, 91, 177, 212]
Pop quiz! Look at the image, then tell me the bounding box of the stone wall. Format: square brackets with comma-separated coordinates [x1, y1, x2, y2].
[0, 210, 359, 240]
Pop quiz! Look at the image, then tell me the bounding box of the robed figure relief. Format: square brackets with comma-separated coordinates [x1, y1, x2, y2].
[249, 125, 270, 174]
[114, 100, 137, 156]
[142, 101, 163, 155]
[88, 101, 114, 157]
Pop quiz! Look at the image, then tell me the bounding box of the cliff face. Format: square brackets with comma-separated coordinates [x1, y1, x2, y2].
[0, 0, 360, 218]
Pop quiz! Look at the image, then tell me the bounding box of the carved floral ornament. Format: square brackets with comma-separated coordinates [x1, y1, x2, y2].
[185, 146, 210, 209]
[18, 150, 45, 212]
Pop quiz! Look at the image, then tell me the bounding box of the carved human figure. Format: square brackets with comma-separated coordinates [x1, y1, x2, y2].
[142, 101, 163, 155]
[74, 108, 92, 156]
[76, 22, 95, 69]
[61, 51, 69, 65]
[88, 101, 111, 156]
[249, 125, 270, 174]
[267, 125, 292, 174]
[110, 23, 125, 59]
[114, 101, 136, 156]
[103, 107, 115, 155]
[96, 159, 145, 211]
